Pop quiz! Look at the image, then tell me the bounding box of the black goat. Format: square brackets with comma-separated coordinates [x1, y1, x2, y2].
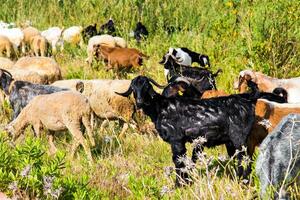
[82, 23, 98, 43]
[272, 87, 288, 103]
[159, 54, 221, 93]
[134, 22, 148, 43]
[116, 75, 256, 186]
[99, 19, 116, 36]
[0, 69, 68, 120]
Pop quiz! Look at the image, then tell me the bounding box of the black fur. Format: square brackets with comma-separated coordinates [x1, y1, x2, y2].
[82, 23, 98, 43]
[99, 19, 116, 36]
[116, 76, 256, 186]
[134, 22, 148, 43]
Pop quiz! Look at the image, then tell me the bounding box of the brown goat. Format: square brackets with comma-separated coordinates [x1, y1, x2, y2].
[94, 44, 149, 71]
[247, 99, 300, 156]
[201, 90, 228, 99]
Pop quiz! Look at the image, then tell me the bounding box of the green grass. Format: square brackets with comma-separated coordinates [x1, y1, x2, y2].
[0, 0, 300, 199]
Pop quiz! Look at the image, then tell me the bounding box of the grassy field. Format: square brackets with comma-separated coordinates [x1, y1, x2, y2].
[0, 0, 300, 199]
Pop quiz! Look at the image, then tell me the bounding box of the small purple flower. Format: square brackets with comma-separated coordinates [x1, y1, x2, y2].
[20, 165, 31, 177]
[51, 187, 63, 199]
[43, 176, 55, 195]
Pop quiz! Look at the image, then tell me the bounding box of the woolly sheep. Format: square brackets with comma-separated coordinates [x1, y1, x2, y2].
[21, 26, 40, 54]
[6, 91, 95, 162]
[51, 79, 84, 93]
[114, 36, 127, 48]
[85, 34, 116, 65]
[30, 35, 48, 57]
[62, 26, 83, 47]
[13, 57, 62, 84]
[51, 79, 138, 137]
[0, 28, 24, 54]
[0, 57, 14, 69]
[0, 35, 14, 58]
[41, 27, 63, 53]
[256, 113, 300, 199]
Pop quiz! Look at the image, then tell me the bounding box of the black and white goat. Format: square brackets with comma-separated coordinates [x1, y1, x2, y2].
[0, 69, 69, 120]
[164, 47, 210, 67]
[116, 75, 256, 186]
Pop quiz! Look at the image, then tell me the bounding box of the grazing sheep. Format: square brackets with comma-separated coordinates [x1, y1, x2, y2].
[0, 35, 14, 58]
[117, 76, 257, 186]
[133, 22, 148, 43]
[5, 91, 95, 163]
[256, 113, 300, 199]
[99, 19, 116, 35]
[30, 35, 48, 57]
[234, 69, 300, 103]
[0, 28, 24, 53]
[13, 56, 62, 84]
[93, 45, 148, 73]
[85, 34, 116, 65]
[41, 27, 63, 53]
[114, 36, 127, 48]
[0, 69, 67, 119]
[82, 23, 98, 43]
[62, 26, 83, 47]
[51, 79, 140, 137]
[21, 26, 40, 54]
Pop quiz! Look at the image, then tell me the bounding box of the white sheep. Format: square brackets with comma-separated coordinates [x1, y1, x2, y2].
[41, 27, 63, 53]
[5, 91, 95, 163]
[85, 34, 116, 65]
[114, 36, 127, 48]
[62, 26, 83, 47]
[0, 28, 24, 54]
[0, 57, 14, 69]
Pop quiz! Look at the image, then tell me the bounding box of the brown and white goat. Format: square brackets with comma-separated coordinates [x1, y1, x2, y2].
[94, 44, 149, 71]
[234, 69, 300, 103]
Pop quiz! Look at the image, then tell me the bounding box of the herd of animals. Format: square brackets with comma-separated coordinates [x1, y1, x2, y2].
[0, 19, 299, 199]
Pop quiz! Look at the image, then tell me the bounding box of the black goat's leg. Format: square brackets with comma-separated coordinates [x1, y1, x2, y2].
[225, 142, 236, 157]
[171, 141, 190, 187]
[191, 144, 203, 163]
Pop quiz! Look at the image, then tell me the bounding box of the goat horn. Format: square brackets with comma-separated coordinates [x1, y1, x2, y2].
[148, 77, 165, 89]
[174, 76, 191, 85]
[115, 86, 133, 97]
[0, 69, 12, 78]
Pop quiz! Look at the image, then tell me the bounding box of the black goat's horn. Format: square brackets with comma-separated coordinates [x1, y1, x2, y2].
[0, 68, 13, 78]
[212, 69, 223, 77]
[148, 77, 165, 89]
[115, 86, 133, 97]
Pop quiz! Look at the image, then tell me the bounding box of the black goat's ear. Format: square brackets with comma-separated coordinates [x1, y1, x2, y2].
[115, 86, 133, 97]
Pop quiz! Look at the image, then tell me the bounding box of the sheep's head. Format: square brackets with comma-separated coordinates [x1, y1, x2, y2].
[115, 76, 164, 109]
[234, 70, 257, 93]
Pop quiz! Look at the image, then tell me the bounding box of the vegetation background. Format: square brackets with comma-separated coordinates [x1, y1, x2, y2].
[0, 0, 299, 199]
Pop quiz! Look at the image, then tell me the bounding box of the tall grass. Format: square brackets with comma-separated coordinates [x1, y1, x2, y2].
[0, 0, 300, 199]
